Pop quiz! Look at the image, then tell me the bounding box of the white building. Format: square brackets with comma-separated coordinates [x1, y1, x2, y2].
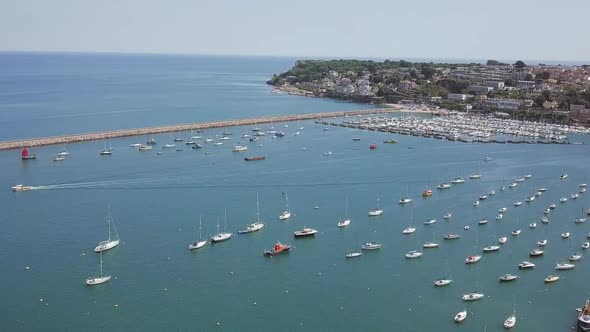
[448, 93, 468, 101]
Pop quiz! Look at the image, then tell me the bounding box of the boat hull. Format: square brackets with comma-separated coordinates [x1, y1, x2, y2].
[264, 246, 291, 256]
[86, 275, 111, 286]
[94, 240, 120, 253]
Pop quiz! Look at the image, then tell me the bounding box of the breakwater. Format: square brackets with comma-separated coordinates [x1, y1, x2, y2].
[0, 108, 394, 150]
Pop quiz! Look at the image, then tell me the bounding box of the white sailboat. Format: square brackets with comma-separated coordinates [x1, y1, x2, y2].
[86, 250, 111, 286]
[434, 260, 453, 286]
[188, 216, 207, 250]
[503, 309, 516, 329]
[238, 194, 265, 234]
[368, 193, 383, 216]
[211, 212, 232, 243]
[345, 233, 362, 258]
[338, 196, 351, 227]
[279, 192, 291, 220]
[100, 140, 113, 155]
[403, 206, 416, 235]
[94, 205, 120, 252]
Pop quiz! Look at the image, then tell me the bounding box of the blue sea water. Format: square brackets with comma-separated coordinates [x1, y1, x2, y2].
[1, 53, 590, 331]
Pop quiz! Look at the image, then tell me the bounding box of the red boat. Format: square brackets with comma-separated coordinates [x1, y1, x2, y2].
[264, 242, 291, 256]
[245, 156, 265, 161]
[21, 148, 36, 160]
[369, 144, 377, 150]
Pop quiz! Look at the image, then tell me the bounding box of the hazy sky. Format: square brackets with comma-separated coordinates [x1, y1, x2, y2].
[1, 0, 589, 62]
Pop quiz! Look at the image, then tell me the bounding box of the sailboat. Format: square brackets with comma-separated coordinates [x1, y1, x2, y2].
[345, 233, 362, 258]
[188, 216, 207, 250]
[465, 226, 481, 264]
[362, 230, 382, 250]
[238, 194, 265, 234]
[470, 161, 481, 179]
[100, 140, 113, 155]
[279, 192, 291, 220]
[211, 212, 232, 243]
[368, 193, 383, 216]
[86, 250, 111, 286]
[338, 196, 351, 227]
[434, 260, 453, 286]
[57, 146, 70, 156]
[503, 308, 516, 328]
[94, 205, 120, 252]
[403, 206, 416, 234]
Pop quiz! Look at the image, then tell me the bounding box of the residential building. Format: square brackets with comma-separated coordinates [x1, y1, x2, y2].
[482, 98, 522, 110]
[485, 81, 505, 90]
[516, 80, 536, 92]
[448, 93, 468, 101]
[467, 85, 493, 94]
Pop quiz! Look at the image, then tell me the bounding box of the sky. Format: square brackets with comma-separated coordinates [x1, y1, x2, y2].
[1, 0, 589, 62]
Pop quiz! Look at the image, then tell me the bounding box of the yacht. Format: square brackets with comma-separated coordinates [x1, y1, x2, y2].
[509, 182, 518, 188]
[279, 193, 291, 221]
[294, 227, 318, 238]
[504, 312, 516, 329]
[454, 310, 467, 322]
[555, 262, 575, 270]
[338, 219, 351, 228]
[345, 251, 362, 258]
[529, 223, 537, 228]
[526, 196, 535, 202]
[464, 225, 470, 230]
[434, 278, 452, 287]
[569, 253, 583, 261]
[538, 187, 547, 192]
[422, 189, 433, 197]
[138, 145, 152, 151]
[473, 200, 480, 207]
[581, 188, 587, 193]
[524, 174, 532, 179]
[405, 250, 423, 259]
[237, 222, 264, 234]
[437, 183, 451, 189]
[515, 177, 525, 183]
[444, 233, 460, 240]
[499, 274, 518, 282]
[479, 218, 488, 225]
[529, 248, 544, 257]
[489, 189, 496, 196]
[402, 227, 416, 235]
[582, 242, 590, 250]
[538, 239, 548, 246]
[581, 183, 588, 188]
[499, 186, 506, 191]
[361, 242, 382, 250]
[54, 156, 66, 162]
[513, 201, 522, 207]
[578, 299, 590, 332]
[162, 143, 176, 149]
[511, 229, 521, 236]
[424, 219, 437, 225]
[572, 193, 580, 199]
[232, 145, 248, 152]
[549, 203, 557, 209]
[483, 245, 500, 252]
[264, 242, 291, 256]
[423, 242, 439, 248]
[462, 292, 484, 301]
[85, 251, 111, 286]
[399, 197, 412, 204]
[562, 232, 571, 239]
[470, 174, 482, 179]
[211, 231, 232, 243]
[575, 217, 587, 224]
[496, 214, 503, 221]
[535, 191, 542, 196]
[368, 208, 383, 216]
[94, 206, 120, 252]
[560, 173, 568, 180]
[450, 177, 465, 184]
[543, 208, 551, 214]
[483, 156, 493, 162]
[499, 207, 508, 213]
[518, 261, 535, 269]
[544, 275, 560, 283]
[499, 237, 507, 244]
[479, 195, 488, 200]
[465, 255, 481, 264]
[443, 213, 452, 220]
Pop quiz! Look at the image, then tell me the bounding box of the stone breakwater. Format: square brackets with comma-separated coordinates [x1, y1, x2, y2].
[0, 109, 394, 150]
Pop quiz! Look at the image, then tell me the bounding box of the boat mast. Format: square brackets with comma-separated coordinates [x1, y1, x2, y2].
[345, 195, 349, 219]
[257, 193, 261, 222]
[107, 204, 112, 241]
[199, 215, 202, 240]
[99, 250, 104, 277]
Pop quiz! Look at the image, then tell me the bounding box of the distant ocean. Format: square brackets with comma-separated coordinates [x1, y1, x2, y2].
[1, 53, 589, 332]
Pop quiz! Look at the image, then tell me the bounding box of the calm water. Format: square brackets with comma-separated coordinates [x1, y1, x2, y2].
[1, 54, 590, 332]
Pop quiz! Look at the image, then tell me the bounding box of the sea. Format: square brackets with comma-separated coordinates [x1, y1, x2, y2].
[1, 52, 589, 331]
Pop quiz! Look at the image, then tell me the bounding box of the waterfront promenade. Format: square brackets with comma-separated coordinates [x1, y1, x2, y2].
[0, 108, 394, 150]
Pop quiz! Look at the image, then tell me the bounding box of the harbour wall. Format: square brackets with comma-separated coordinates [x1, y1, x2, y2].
[0, 108, 395, 150]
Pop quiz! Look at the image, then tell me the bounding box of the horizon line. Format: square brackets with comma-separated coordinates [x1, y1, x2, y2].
[1, 49, 589, 65]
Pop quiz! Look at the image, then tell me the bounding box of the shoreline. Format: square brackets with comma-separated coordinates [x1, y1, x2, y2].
[0, 109, 395, 151]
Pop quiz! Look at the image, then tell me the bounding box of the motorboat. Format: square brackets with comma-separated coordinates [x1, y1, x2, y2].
[529, 249, 544, 257]
[368, 208, 383, 216]
[12, 184, 33, 192]
[572, 193, 580, 199]
[264, 242, 291, 256]
[575, 217, 587, 224]
[479, 219, 488, 225]
[529, 223, 537, 228]
[57, 150, 70, 156]
[483, 156, 493, 162]
[560, 173, 568, 180]
[562, 232, 571, 239]
[555, 262, 575, 270]
[538, 239, 548, 246]
[515, 177, 525, 183]
[518, 261, 535, 269]
[499, 274, 518, 282]
[496, 214, 503, 221]
[511, 229, 521, 236]
[423, 242, 439, 248]
[473, 201, 480, 207]
[581, 183, 588, 188]
[499, 186, 506, 191]
[525, 174, 532, 179]
[535, 191, 542, 196]
[345, 251, 362, 258]
[237, 222, 264, 234]
[569, 253, 583, 261]
[544, 275, 560, 283]
[581, 188, 587, 193]
[454, 310, 467, 322]
[185, 141, 196, 145]
[464, 225, 470, 230]
[465, 255, 481, 264]
[504, 313, 516, 328]
[560, 197, 568, 203]
[479, 195, 488, 200]
[577, 299, 590, 332]
[443, 213, 452, 220]
[422, 189, 432, 197]
[402, 227, 416, 235]
[450, 177, 465, 184]
[434, 278, 452, 287]
[513, 201, 522, 207]
[538, 187, 547, 192]
[338, 219, 351, 228]
[509, 182, 518, 188]
[405, 250, 423, 259]
[543, 208, 550, 214]
[499, 207, 508, 213]
[470, 174, 482, 180]
[444, 233, 460, 240]
[462, 292, 484, 301]
[489, 189, 496, 196]
[549, 204, 557, 209]
[361, 242, 382, 250]
[232, 145, 248, 152]
[526, 196, 535, 202]
[294, 227, 318, 238]
[54, 156, 66, 162]
[399, 197, 412, 204]
[437, 183, 451, 189]
[483, 245, 500, 252]
[138, 145, 153, 151]
[499, 237, 507, 244]
[162, 143, 176, 149]
[582, 242, 590, 249]
[454, 309, 467, 322]
[424, 219, 437, 225]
